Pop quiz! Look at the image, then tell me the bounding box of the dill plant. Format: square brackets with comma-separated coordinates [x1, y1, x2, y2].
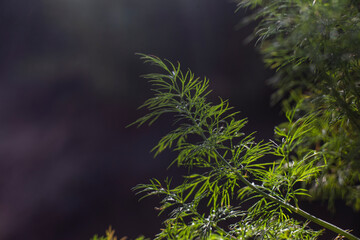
[108, 0, 360, 239]
[130, 54, 359, 240]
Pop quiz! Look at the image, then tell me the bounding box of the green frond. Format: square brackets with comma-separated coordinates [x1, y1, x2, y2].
[131, 52, 358, 239]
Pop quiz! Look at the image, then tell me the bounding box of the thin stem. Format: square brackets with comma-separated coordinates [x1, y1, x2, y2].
[213, 148, 360, 240]
[181, 89, 359, 240]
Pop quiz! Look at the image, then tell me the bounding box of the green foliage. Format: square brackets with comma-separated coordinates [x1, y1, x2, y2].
[130, 54, 360, 239]
[127, 0, 360, 239]
[236, 0, 360, 212]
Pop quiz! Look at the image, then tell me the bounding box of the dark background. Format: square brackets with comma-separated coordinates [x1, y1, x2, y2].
[0, 1, 358, 239]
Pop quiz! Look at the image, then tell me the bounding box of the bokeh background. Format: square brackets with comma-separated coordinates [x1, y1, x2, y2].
[1, 0, 358, 239]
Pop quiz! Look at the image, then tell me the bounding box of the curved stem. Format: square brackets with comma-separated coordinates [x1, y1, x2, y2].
[184, 102, 359, 239]
[213, 149, 359, 240]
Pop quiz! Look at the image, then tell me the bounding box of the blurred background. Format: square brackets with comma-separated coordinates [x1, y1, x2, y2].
[1, 0, 357, 239]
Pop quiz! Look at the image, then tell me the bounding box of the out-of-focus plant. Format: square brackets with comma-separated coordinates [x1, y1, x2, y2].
[91, 226, 118, 240]
[90, 226, 149, 240]
[130, 54, 359, 239]
[235, 0, 360, 212]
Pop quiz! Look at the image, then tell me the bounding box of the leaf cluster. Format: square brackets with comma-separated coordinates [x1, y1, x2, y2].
[236, 0, 360, 211]
[132, 54, 326, 239]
